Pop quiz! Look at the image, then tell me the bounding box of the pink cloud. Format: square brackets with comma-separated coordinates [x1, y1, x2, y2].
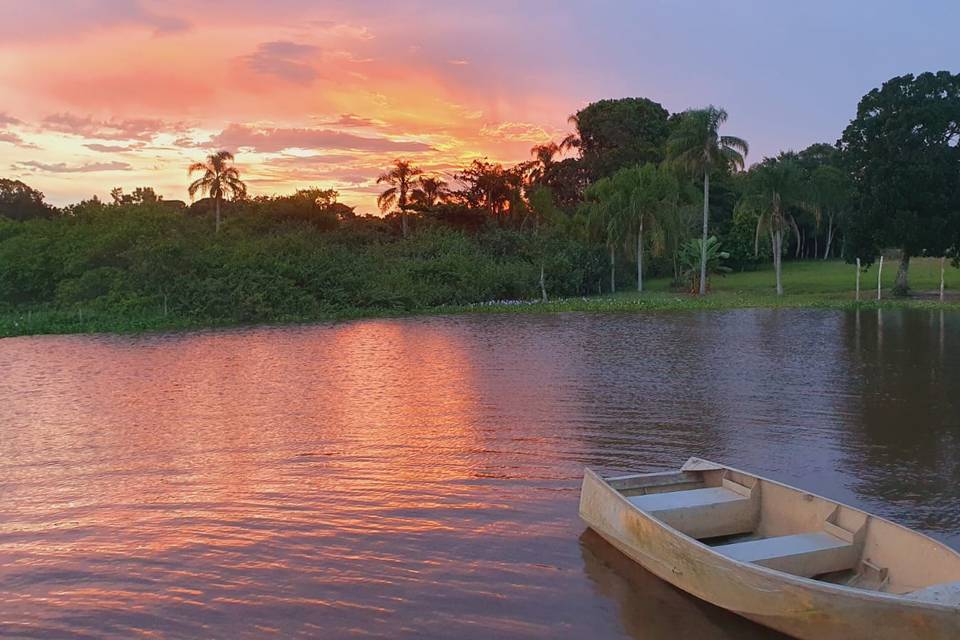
[0, 132, 26, 146]
[15, 160, 132, 173]
[84, 143, 140, 152]
[42, 113, 178, 141]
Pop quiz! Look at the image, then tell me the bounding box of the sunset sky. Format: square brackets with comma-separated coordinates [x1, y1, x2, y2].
[1, 1, 957, 212]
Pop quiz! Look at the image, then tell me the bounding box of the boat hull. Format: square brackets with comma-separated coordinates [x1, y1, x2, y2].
[579, 468, 960, 640]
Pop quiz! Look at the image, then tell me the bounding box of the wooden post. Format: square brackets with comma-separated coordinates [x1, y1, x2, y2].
[877, 255, 884, 301]
[855, 258, 861, 301]
[940, 256, 946, 302]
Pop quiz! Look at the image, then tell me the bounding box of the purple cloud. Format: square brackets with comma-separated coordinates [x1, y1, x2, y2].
[0, 1, 188, 40]
[244, 41, 320, 84]
[209, 123, 432, 153]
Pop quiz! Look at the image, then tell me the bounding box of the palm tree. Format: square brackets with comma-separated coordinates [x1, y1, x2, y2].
[621, 165, 680, 293]
[806, 165, 851, 259]
[667, 106, 748, 295]
[741, 156, 803, 296]
[560, 113, 581, 153]
[584, 176, 626, 293]
[529, 141, 561, 182]
[377, 159, 423, 237]
[188, 150, 246, 234]
[412, 175, 448, 207]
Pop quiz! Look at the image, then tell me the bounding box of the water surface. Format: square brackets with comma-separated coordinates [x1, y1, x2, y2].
[0, 308, 957, 638]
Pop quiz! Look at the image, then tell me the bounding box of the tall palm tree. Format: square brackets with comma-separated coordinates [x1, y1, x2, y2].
[412, 175, 448, 207]
[377, 159, 423, 236]
[667, 106, 748, 295]
[188, 150, 246, 234]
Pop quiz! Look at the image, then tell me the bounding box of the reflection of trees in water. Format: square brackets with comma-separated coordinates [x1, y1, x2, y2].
[841, 309, 960, 538]
[578, 529, 787, 640]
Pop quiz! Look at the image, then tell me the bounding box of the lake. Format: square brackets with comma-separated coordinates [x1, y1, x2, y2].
[0, 308, 957, 639]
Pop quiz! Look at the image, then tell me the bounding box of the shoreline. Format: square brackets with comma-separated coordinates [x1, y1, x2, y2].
[3, 290, 958, 339]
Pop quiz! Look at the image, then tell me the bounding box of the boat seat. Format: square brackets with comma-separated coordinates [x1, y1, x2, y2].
[628, 487, 755, 539]
[904, 581, 960, 605]
[714, 532, 858, 578]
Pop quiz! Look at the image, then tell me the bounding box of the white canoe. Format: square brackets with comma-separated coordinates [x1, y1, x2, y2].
[579, 458, 960, 640]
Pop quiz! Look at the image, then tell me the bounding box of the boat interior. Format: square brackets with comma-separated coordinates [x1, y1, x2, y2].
[606, 462, 960, 603]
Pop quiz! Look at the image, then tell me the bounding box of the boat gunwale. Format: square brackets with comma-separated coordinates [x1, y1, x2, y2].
[583, 460, 960, 613]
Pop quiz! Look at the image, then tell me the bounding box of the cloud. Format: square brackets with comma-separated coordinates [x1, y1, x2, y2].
[268, 154, 357, 166]
[84, 143, 138, 152]
[42, 113, 175, 141]
[309, 21, 374, 41]
[209, 123, 432, 153]
[0, 1, 188, 41]
[316, 113, 384, 128]
[15, 160, 132, 173]
[448, 59, 470, 66]
[0, 113, 22, 126]
[480, 121, 554, 143]
[244, 41, 320, 84]
[0, 132, 26, 146]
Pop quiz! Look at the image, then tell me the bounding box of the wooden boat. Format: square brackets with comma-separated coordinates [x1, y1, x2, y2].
[579, 458, 960, 640]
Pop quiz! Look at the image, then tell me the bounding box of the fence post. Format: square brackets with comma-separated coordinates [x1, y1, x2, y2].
[855, 258, 861, 301]
[876, 255, 883, 301]
[941, 256, 946, 302]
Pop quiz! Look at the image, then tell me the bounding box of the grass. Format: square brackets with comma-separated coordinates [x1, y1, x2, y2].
[2, 259, 958, 339]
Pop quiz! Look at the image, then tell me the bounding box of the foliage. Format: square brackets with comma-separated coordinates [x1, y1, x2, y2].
[570, 98, 671, 179]
[0, 179, 55, 221]
[677, 236, 731, 293]
[188, 150, 246, 233]
[840, 71, 960, 270]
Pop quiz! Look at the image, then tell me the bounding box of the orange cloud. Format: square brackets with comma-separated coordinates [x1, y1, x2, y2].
[0, 2, 580, 209]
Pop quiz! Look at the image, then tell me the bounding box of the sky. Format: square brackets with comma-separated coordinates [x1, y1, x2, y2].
[1, 1, 958, 212]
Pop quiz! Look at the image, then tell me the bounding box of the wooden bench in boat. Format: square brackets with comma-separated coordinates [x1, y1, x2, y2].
[627, 480, 757, 539]
[713, 532, 859, 578]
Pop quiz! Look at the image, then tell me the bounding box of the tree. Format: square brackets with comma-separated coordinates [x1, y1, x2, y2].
[453, 159, 525, 220]
[667, 106, 748, 295]
[583, 176, 623, 293]
[740, 155, 804, 295]
[570, 98, 671, 178]
[840, 71, 960, 295]
[529, 141, 562, 183]
[377, 159, 423, 237]
[678, 236, 731, 293]
[0, 179, 55, 221]
[188, 151, 246, 234]
[526, 185, 563, 301]
[806, 165, 852, 259]
[607, 164, 680, 292]
[796, 143, 851, 259]
[411, 175, 449, 208]
[111, 186, 161, 206]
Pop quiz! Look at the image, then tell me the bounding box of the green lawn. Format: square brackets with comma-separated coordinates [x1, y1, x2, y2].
[640, 257, 955, 297]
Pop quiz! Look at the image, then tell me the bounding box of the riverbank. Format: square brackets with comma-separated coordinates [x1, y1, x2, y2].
[2, 259, 958, 338]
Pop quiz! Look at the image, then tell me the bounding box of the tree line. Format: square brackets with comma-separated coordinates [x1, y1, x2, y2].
[1, 71, 958, 323]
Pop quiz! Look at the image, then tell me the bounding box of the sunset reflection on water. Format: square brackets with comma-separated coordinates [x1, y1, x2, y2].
[1, 309, 957, 638]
